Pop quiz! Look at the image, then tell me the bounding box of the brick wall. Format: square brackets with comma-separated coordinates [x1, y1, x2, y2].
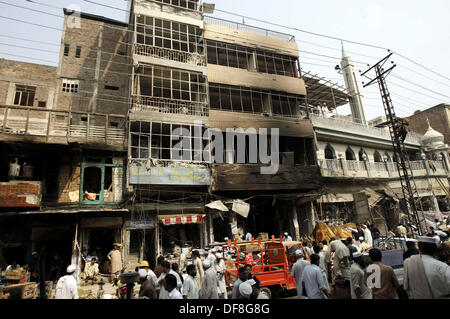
[57, 154, 81, 203]
[409, 104, 450, 145]
[0, 181, 42, 207]
[56, 14, 131, 116]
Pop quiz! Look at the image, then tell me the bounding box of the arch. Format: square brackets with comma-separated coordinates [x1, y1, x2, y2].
[359, 149, 368, 161]
[324, 144, 336, 160]
[374, 151, 383, 162]
[345, 147, 356, 161]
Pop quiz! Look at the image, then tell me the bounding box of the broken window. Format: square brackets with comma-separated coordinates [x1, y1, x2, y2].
[13, 85, 36, 106]
[81, 160, 123, 204]
[209, 83, 300, 117]
[135, 65, 208, 104]
[135, 15, 204, 54]
[206, 40, 298, 77]
[130, 121, 210, 164]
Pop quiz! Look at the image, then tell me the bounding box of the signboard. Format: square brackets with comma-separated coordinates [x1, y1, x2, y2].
[129, 166, 211, 185]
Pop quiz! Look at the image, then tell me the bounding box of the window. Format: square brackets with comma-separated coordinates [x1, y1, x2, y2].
[13, 85, 36, 106]
[206, 40, 298, 77]
[130, 121, 210, 163]
[208, 83, 301, 117]
[134, 65, 207, 103]
[135, 16, 204, 54]
[325, 145, 336, 160]
[75, 46, 81, 58]
[38, 101, 46, 108]
[64, 44, 70, 57]
[105, 85, 120, 91]
[62, 79, 79, 93]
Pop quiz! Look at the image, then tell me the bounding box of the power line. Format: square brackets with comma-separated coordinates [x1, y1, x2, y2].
[211, 8, 389, 51]
[391, 74, 450, 99]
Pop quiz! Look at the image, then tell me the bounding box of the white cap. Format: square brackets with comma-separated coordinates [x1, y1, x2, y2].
[353, 251, 363, 258]
[247, 279, 256, 286]
[203, 259, 211, 268]
[284, 232, 288, 236]
[138, 269, 148, 279]
[216, 253, 222, 259]
[359, 237, 364, 241]
[435, 230, 447, 238]
[211, 248, 217, 253]
[417, 236, 439, 245]
[224, 237, 229, 241]
[239, 282, 253, 298]
[66, 264, 77, 274]
[295, 249, 303, 257]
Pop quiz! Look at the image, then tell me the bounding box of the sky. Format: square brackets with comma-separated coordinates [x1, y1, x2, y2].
[0, 0, 449, 121]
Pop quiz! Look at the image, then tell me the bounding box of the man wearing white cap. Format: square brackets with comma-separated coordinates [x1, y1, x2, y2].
[291, 249, 310, 299]
[283, 232, 293, 242]
[361, 225, 373, 247]
[350, 252, 372, 299]
[238, 281, 253, 299]
[199, 259, 219, 299]
[55, 265, 79, 299]
[207, 248, 217, 271]
[404, 236, 450, 299]
[214, 253, 227, 299]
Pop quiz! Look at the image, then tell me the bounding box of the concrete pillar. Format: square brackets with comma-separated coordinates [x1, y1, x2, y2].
[363, 153, 371, 177]
[290, 202, 300, 241]
[208, 214, 215, 244]
[385, 156, 393, 177]
[339, 154, 347, 176]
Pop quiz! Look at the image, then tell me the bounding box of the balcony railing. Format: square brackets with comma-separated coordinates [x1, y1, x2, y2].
[310, 114, 422, 145]
[204, 16, 296, 42]
[134, 43, 207, 67]
[131, 95, 209, 117]
[0, 105, 126, 147]
[149, 0, 202, 12]
[319, 158, 448, 179]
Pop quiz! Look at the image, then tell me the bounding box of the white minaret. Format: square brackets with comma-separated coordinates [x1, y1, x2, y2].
[341, 42, 367, 126]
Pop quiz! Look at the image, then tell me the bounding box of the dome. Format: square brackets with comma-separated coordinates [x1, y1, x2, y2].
[421, 119, 444, 146]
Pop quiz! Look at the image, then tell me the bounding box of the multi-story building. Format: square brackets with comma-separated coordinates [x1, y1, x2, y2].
[0, 2, 448, 273]
[0, 10, 130, 276]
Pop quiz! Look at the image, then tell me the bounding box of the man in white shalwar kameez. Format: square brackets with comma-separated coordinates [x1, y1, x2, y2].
[362, 225, 373, 247]
[55, 264, 79, 299]
[199, 259, 219, 299]
[215, 253, 228, 299]
[291, 249, 310, 299]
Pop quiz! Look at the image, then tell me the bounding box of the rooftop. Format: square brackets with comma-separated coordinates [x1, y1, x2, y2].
[204, 16, 295, 42]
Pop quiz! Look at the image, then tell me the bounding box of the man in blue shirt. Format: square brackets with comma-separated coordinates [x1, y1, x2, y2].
[301, 254, 330, 299]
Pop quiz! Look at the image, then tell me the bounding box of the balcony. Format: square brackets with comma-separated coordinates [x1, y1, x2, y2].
[130, 95, 209, 122]
[319, 159, 448, 180]
[311, 114, 422, 147]
[134, 43, 207, 67]
[0, 105, 126, 150]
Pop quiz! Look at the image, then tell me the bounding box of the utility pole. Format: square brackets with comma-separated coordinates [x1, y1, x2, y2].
[360, 53, 427, 237]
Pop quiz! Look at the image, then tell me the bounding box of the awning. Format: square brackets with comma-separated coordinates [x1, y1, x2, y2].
[158, 214, 205, 226]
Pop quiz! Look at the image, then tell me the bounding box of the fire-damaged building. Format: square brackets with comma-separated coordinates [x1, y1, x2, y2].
[0, 0, 449, 274]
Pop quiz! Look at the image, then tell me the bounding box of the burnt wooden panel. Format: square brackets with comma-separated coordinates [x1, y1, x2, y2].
[212, 164, 322, 191]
